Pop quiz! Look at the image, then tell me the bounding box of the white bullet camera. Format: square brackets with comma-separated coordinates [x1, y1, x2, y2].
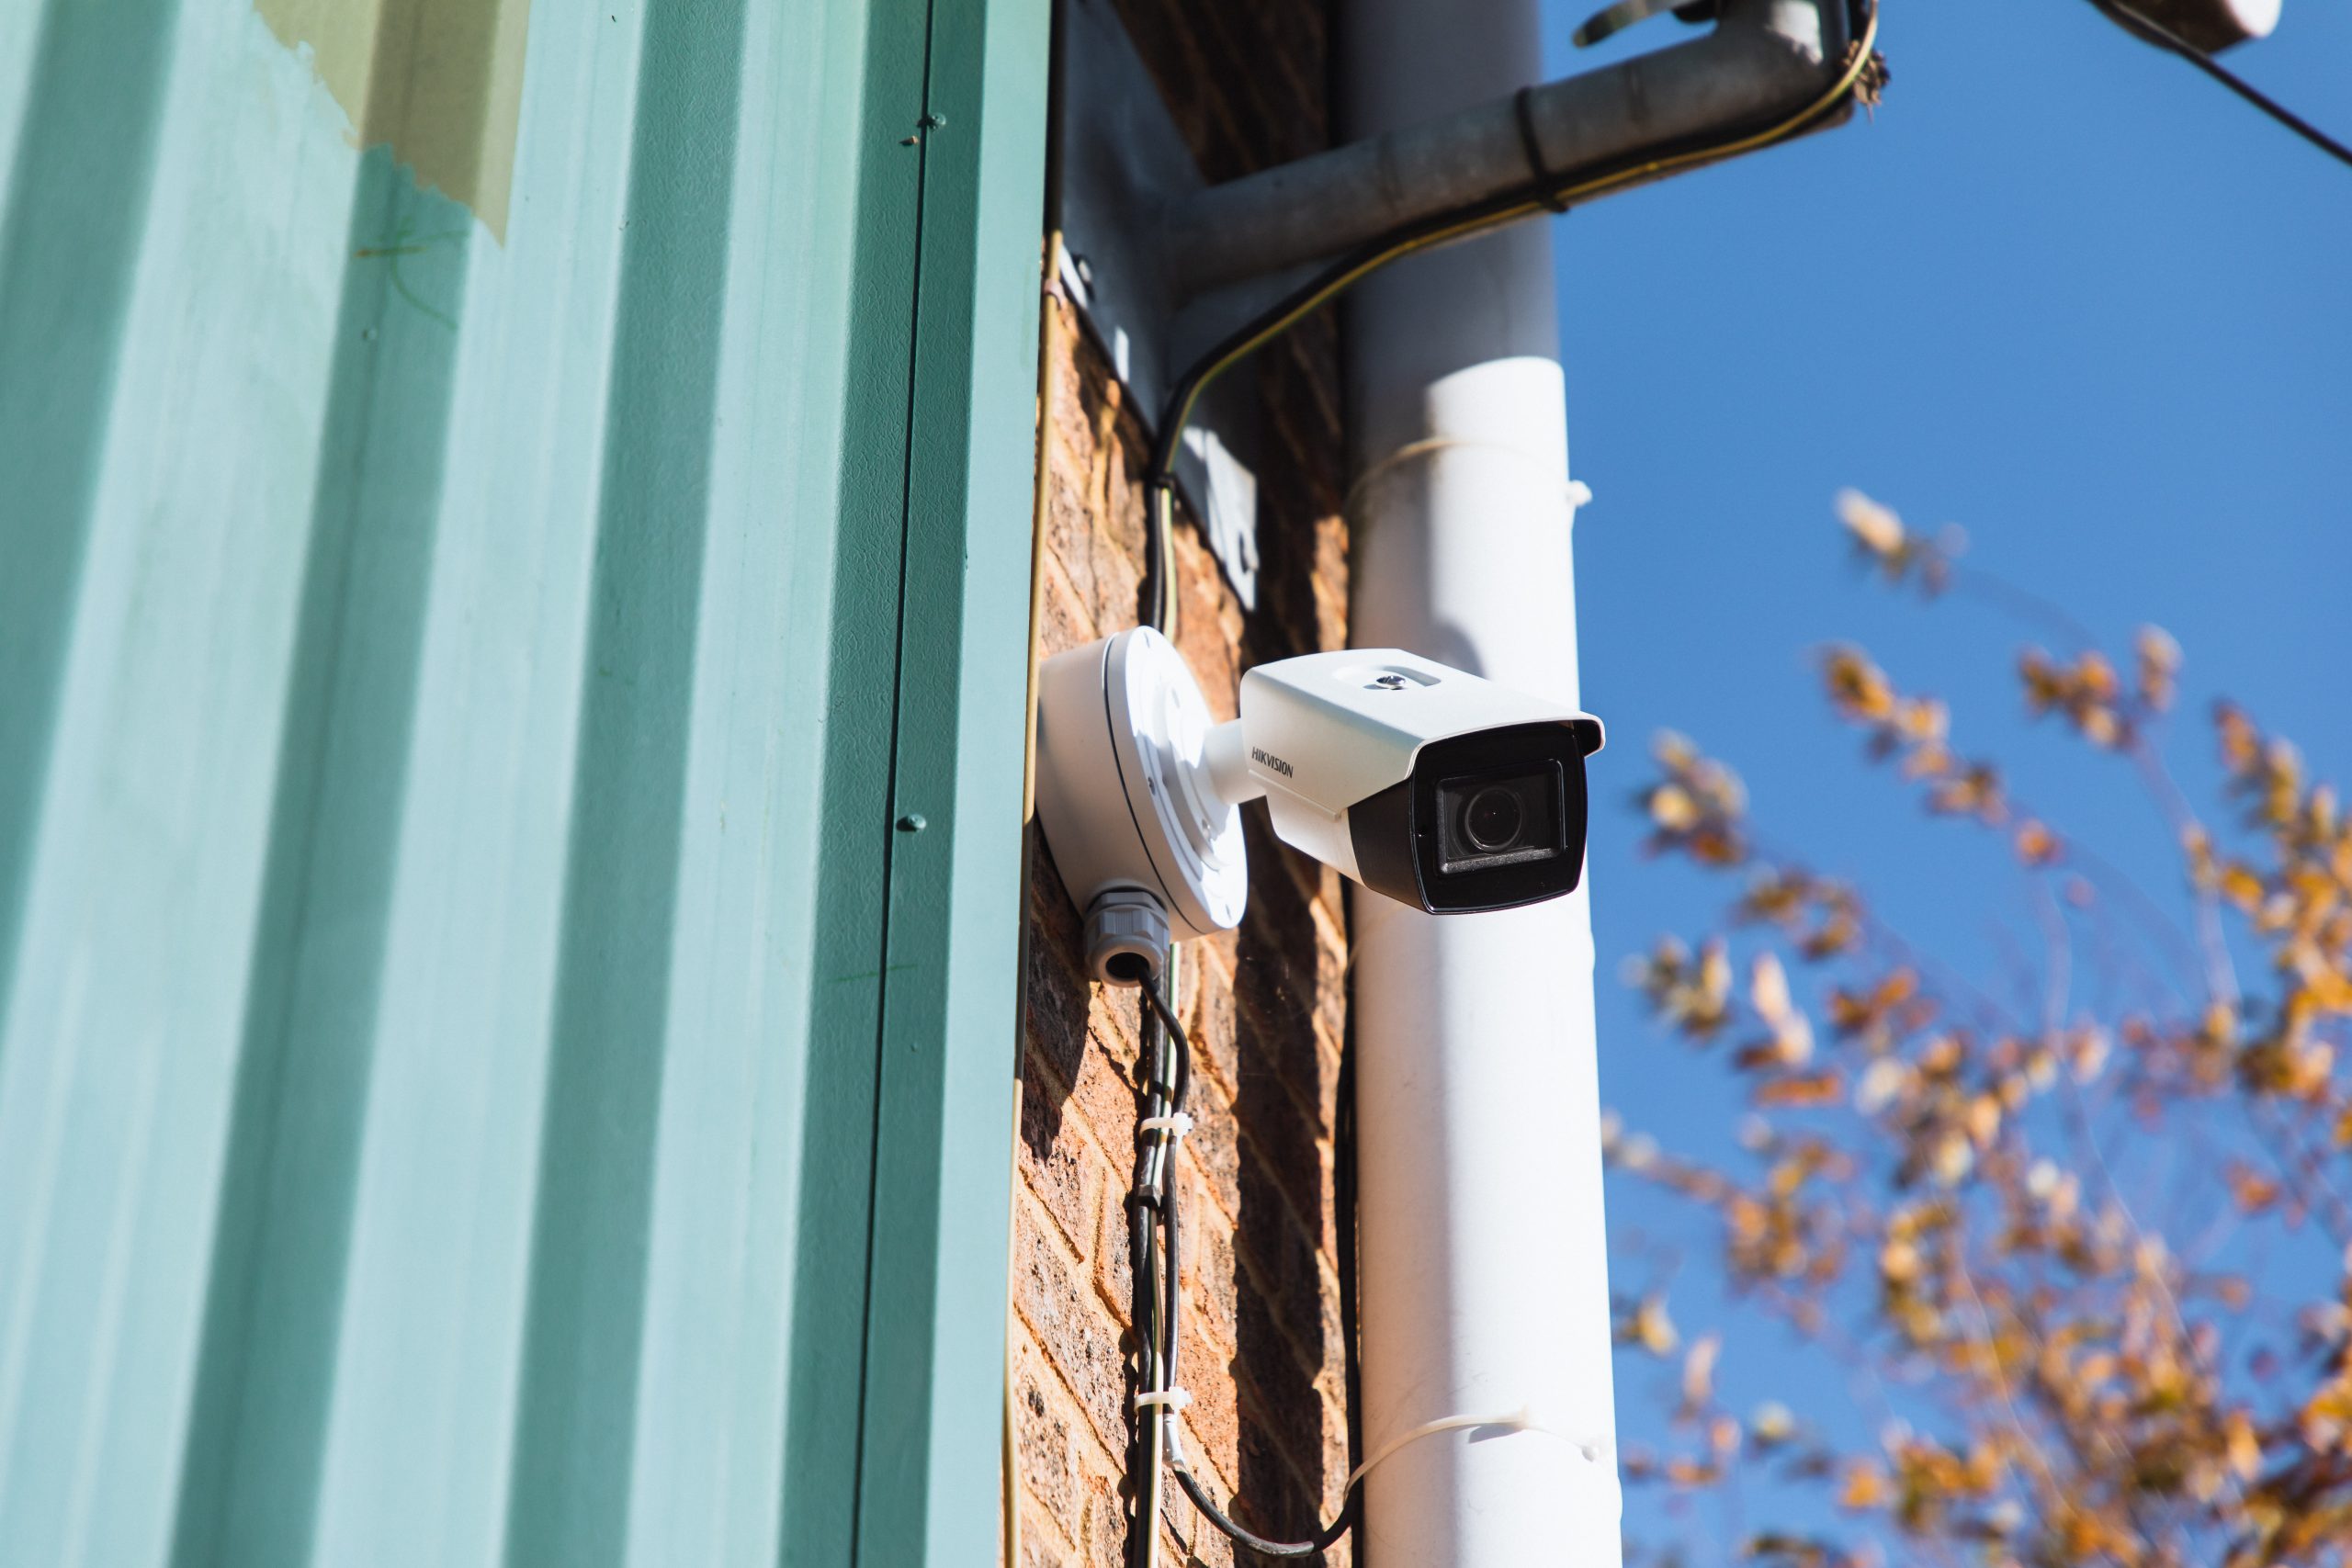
[1034, 627, 1603, 979]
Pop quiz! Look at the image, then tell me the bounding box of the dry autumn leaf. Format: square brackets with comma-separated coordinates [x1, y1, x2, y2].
[1609, 507, 2352, 1566]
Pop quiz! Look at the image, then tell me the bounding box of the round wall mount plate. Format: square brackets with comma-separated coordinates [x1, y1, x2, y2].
[1035, 627, 1249, 939]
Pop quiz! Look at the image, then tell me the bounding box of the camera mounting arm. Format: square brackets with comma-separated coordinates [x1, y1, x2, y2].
[1201, 719, 1266, 808]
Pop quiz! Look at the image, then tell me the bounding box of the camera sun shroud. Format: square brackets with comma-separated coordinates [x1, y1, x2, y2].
[1227, 649, 1603, 916]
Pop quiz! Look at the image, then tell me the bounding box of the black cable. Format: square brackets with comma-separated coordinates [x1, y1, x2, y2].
[1157, 998, 1186, 1423]
[2091, 0, 2352, 169]
[1124, 1192, 1157, 1568]
[1172, 1468, 1357, 1560]
[1139, 0, 1883, 630]
[1331, 1006, 1366, 1528]
[1124, 978, 1174, 1568]
[1135, 976, 1358, 1559]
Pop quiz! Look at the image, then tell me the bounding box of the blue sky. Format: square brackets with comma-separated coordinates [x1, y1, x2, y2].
[1535, 0, 2352, 1556]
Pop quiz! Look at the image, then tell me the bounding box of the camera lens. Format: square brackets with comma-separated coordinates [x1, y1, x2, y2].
[1430, 762, 1566, 877]
[1462, 785, 1524, 852]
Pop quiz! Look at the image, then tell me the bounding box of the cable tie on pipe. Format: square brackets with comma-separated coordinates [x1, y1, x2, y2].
[1343, 437, 1590, 526]
[1134, 1387, 1193, 1414]
[1512, 86, 1569, 213]
[1138, 1111, 1193, 1139]
[1341, 1404, 1602, 1495]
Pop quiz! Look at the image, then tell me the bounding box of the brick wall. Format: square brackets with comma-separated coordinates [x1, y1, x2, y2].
[1009, 3, 1355, 1562]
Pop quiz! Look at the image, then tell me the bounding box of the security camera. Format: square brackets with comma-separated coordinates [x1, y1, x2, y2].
[1218, 644, 1606, 915]
[1034, 628, 1603, 979]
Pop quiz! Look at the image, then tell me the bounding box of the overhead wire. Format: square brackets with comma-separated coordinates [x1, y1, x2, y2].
[2089, 0, 2352, 170]
[1120, 3, 1883, 1557]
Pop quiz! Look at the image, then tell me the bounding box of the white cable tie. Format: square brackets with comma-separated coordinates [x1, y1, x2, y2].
[1134, 1386, 1193, 1414]
[1343, 437, 1591, 525]
[1342, 1404, 1608, 1495]
[1138, 1111, 1193, 1140]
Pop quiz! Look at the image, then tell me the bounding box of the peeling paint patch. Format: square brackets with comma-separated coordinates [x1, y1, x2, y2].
[256, 0, 529, 241]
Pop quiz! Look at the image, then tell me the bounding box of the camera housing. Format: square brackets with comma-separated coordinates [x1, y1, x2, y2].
[1035, 630, 1603, 969]
[1216, 649, 1604, 915]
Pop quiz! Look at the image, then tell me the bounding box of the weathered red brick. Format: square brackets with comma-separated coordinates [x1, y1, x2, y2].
[1015, 1192, 1135, 1460]
[1170, 1310, 1241, 1490]
[1175, 1167, 1239, 1358]
[1020, 1071, 1104, 1262]
[1230, 1214, 1346, 1435]
[1017, 1516, 1074, 1568]
[1173, 1071, 1243, 1225]
[1080, 1469, 1131, 1566]
[1091, 1160, 1136, 1333]
[1013, 1330, 1094, 1533]
[1018, 4, 1354, 1560]
[1173, 947, 1244, 1111]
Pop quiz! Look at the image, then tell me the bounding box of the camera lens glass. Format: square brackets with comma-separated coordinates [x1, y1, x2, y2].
[1433, 763, 1565, 875]
[1462, 785, 1525, 852]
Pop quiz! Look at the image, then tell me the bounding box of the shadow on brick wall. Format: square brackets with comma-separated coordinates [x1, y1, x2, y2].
[1227, 817, 1345, 1542]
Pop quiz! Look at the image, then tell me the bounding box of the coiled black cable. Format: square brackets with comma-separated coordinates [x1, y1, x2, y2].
[1133, 975, 1357, 1558]
[1119, 954, 1182, 1568]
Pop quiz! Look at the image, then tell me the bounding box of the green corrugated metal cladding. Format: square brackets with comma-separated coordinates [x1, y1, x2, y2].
[0, 0, 1046, 1562]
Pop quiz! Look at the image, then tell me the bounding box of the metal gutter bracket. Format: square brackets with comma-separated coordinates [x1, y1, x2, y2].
[1056, 0, 1856, 607]
[1056, 0, 1267, 607]
[1161, 0, 1849, 297]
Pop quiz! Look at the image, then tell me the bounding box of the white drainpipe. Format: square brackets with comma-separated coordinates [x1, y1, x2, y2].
[1339, 1, 1622, 1561]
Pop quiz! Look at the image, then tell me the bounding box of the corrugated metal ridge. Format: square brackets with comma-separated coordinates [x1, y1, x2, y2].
[0, 0, 1045, 1560]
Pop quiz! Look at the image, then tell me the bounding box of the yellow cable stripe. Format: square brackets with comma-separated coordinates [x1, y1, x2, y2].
[1160, 6, 1882, 464]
